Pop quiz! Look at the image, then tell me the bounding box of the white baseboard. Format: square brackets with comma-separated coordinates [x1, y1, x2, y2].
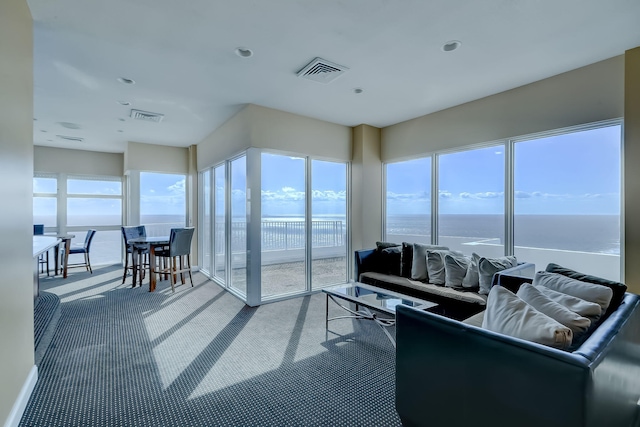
[3, 365, 37, 427]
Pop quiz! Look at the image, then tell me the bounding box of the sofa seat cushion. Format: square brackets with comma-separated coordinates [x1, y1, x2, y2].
[462, 310, 485, 327]
[358, 272, 487, 306]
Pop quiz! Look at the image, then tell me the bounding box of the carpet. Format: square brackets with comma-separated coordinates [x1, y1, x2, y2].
[20, 265, 402, 426]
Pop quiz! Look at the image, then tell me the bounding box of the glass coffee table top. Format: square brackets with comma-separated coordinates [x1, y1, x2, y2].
[323, 282, 437, 315]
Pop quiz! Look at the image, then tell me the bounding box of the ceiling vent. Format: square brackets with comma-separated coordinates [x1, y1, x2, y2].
[297, 57, 348, 84]
[130, 109, 164, 123]
[56, 135, 84, 142]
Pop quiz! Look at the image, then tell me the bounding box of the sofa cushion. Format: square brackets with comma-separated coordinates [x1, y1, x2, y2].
[534, 285, 602, 321]
[545, 263, 627, 318]
[400, 242, 413, 278]
[444, 253, 470, 288]
[516, 284, 591, 339]
[533, 271, 613, 314]
[427, 250, 457, 285]
[461, 252, 481, 289]
[411, 243, 449, 281]
[358, 272, 487, 306]
[478, 256, 517, 295]
[482, 286, 573, 350]
[462, 310, 485, 327]
[380, 246, 402, 276]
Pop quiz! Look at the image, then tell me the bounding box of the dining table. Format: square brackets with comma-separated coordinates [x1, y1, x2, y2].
[127, 236, 169, 292]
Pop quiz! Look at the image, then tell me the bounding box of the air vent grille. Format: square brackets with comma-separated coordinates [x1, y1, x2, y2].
[130, 109, 164, 123]
[56, 135, 84, 142]
[297, 57, 348, 84]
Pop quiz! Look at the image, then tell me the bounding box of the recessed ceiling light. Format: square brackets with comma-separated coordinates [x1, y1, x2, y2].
[58, 122, 81, 129]
[40, 130, 47, 133]
[33, 118, 37, 121]
[47, 139, 52, 142]
[118, 118, 126, 122]
[354, 88, 364, 94]
[118, 100, 131, 106]
[117, 77, 135, 85]
[117, 130, 124, 133]
[442, 40, 461, 52]
[235, 47, 253, 58]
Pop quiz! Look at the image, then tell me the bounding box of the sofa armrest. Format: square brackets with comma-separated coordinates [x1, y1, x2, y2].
[491, 261, 536, 293]
[395, 304, 589, 427]
[354, 249, 377, 280]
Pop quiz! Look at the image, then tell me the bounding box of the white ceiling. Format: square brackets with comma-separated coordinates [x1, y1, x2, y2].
[28, 0, 640, 153]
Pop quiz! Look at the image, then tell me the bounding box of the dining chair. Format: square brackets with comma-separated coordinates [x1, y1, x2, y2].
[65, 229, 97, 274]
[154, 227, 195, 292]
[121, 226, 149, 284]
[33, 224, 49, 276]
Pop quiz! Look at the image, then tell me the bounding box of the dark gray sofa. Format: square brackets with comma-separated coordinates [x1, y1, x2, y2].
[395, 276, 640, 427]
[355, 248, 535, 320]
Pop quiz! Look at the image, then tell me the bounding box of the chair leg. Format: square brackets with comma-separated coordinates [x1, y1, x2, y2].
[45, 251, 50, 276]
[179, 256, 185, 285]
[86, 252, 92, 274]
[187, 254, 193, 286]
[170, 257, 176, 292]
[122, 251, 130, 284]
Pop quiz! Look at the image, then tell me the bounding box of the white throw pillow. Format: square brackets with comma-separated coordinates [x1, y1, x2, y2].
[482, 286, 573, 350]
[411, 243, 449, 281]
[517, 284, 591, 338]
[533, 271, 613, 314]
[444, 253, 470, 288]
[461, 252, 481, 289]
[534, 285, 602, 321]
[477, 256, 517, 295]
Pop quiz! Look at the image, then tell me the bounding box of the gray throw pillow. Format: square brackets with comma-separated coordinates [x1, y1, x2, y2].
[411, 243, 449, 281]
[478, 256, 517, 295]
[444, 253, 470, 288]
[427, 249, 462, 285]
[534, 285, 602, 322]
[461, 252, 481, 289]
[533, 271, 613, 314]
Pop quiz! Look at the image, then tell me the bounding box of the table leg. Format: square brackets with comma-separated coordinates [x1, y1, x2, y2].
[54, 244, 60, 276]
[149, 245, 157, 292]
[326, 294, 329, 329]
[132, 246, 138, 288]
[63, 238, 70, 279]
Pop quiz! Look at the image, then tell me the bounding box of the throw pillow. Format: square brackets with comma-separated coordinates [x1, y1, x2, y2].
[426, 249, 462, 285]
[482, 286, 573, 350]
[461, 252, 481, 289]
[411, 243, 449, 281]
[534, 285, 602, 321]
[533, 271, 613, 314]
[400, 242, 413, 278]
[444, 253, 470, 288]
[380, 246, 402, 276]
[545, 263, 627, 317]
[376, 241, 399, 252]
[517, 284, 591, 338]
[477, 256, 517, 295]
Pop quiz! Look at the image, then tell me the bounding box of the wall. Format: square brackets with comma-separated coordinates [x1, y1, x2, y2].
[34, 146, 123, 176]
[624, 47, 640, 294]
[125, 141, 189, 174]
[0, 0, 36, 425]
[351, 125, 382, 252]
[197, 104, 351, 170]
[382, 55, 624, 161]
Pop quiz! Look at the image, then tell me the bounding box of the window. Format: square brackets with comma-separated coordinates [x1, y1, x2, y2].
[140, 172, 186, 236]
[514, 124, 621, 280]
[261, 153, 306, 297]
[230, 156, 247, 295]
[385, 157, 431, 244]
[33, 176, 57, 228]
[201, 170, 212, 275]
[214, 165, 226, 283]
[438, 146, 505, 257]
[311, 160, 347, 288]
[66, 176, 123, 265]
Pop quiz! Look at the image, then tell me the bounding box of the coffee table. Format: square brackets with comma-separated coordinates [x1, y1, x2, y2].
[322, 282, 437, 347]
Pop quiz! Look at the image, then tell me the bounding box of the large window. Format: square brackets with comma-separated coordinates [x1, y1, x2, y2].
[201, 170, 211, 275]
[214, 165, 226, 283]
[33, 176, 57, 228]
[230, 156, 247, 295]
[514, 124, 621, 280]
[261, 153, 306, 297]
[438, 146, 505, 257]
[386, 157, 431, 244]
[311, 159, 347, 289]
[384, 121, 622, 281]
[140, 172, 186, 236]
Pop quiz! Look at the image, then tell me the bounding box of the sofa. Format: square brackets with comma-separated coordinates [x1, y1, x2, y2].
[355, 244, 535, 320]
[395, 268, 640, 427]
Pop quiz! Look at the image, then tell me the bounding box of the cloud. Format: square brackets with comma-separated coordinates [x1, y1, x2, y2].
[515, 191, 532, 198]
[387, 191, 429, 201]
[439, 190, 452, 199]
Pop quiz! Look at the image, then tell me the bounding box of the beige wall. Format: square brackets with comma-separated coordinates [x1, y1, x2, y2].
[624, 47, 640, 294]
[125, 141, 189, 174]
[34, 146, 123, 176]
[0, 0, 35, 424]
[197, 105, 253, 170]
[351, 125, 382, 252]
[382, 56, 624, 161]
[197, 104, 351, 170]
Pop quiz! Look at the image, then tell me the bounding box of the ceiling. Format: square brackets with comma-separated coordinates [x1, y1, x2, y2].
[28, 0, 640, 153]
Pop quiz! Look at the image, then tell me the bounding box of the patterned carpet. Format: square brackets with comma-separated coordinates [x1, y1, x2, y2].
[20, 265, 401, 426]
